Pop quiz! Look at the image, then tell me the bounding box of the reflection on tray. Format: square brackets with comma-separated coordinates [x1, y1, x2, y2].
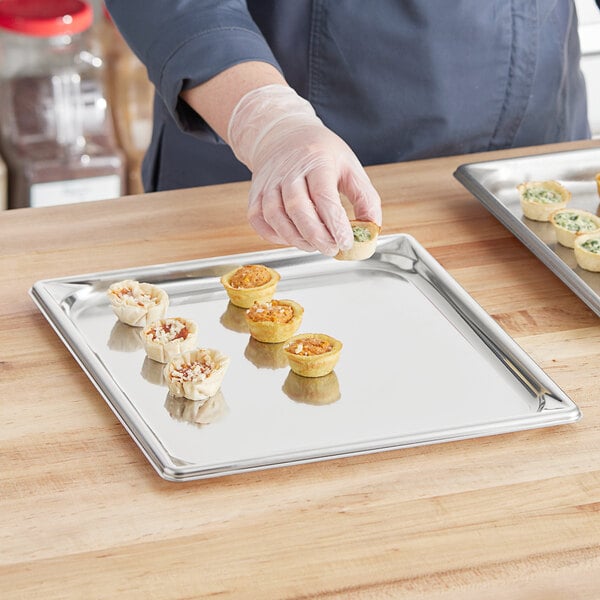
[282, 370, 341, 405]
[164, 391, 228, 426]
[107, 321, 143, 352]
[244, 337, 288, 370]
[220, 301, 249, 333]
[141, 356, 165, 386]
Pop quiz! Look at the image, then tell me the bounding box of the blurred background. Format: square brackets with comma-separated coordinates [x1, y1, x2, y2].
[0, 0, 598, 212]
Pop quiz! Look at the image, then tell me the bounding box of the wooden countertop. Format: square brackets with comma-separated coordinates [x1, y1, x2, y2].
[2, 141, 600, 599]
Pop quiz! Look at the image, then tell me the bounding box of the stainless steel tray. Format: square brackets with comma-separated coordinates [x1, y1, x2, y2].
[454, 146, 600, 317]
[30, 234, 580, 482]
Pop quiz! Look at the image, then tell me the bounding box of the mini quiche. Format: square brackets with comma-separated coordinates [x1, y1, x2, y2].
[335, 220, 381, 261]
[550, 208, 600, 248]
[517, 180, 571, 222]
[574, 232, 600, 272]
[283, 333, 342, 378]
[163, 348, 230, 401]
[220, 264, 280, 308]
[107, 279, 168, 327]
[141, 317, 198, 363]
[245, 299, 304, 343]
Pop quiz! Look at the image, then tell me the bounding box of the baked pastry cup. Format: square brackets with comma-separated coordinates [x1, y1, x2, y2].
[107, 279, 168, 327]
[163, 348, 230, 401]
[282, 371, 341, 405]
[574, 232, 600, 272]
[335, 220, 381, 261]
[550, 208, 600, 248]
[283, 333, 342, 378]
[517, 180, 571, 222]
[141, 317, 198, 363]
[245, 299, 304, 343]
[220, 264, 280, 308]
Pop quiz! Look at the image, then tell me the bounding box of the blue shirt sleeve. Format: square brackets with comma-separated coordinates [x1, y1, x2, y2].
[104, 0, 282, 137]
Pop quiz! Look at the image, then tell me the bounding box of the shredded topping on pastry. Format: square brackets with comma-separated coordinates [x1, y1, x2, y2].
[110, 283, 160, 307]
[553, 211, 598, 233]
[352, 224, 372, 242]
[147, 318, 189, 343]
[246, 300, 294, 323]
[286, 337, 333, 356]
[168, 350, 215, 382]
[581, 238, 600, 254]
[228, 265, 271, 289]
[521, 186, 563, 204]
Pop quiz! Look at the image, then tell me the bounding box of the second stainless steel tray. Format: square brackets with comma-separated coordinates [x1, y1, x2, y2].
[454, 146, 600, 317]
[30, 234, 580, 481]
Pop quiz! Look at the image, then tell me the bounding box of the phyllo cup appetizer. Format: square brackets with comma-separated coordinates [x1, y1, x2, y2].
[335, 220, 381, 261]
[107, 279, 168, 327]
[245, 299, 304, 343]
[220, 264, 280, 308]
[164, 348, 230, 401]
[574, 232, 600, 272]
[283, 333, 342, 378]
[550, 208, 600, 248]
[141, 317, 198, 363]
[517, 180, 571, 221]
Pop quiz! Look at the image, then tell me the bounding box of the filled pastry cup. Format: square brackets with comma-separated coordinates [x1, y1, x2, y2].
[220, 264, 280, 308]
[574, 232, 600, 272]
[335, 220, 381, 261]
[549, 208, 600, 248]
[163, 348, 230, 401]
[517, 180, 571, 222]
[283, 333, 342, 378]
[141, 317, 198, 363]
[107, 279, 169, 327]
[245, 299, 304, 343]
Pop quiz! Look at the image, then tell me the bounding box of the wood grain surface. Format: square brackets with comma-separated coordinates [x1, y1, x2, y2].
[1, 141, 599, 599]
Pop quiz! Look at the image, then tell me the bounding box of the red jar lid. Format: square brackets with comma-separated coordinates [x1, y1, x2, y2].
[0, 0, 93, 37]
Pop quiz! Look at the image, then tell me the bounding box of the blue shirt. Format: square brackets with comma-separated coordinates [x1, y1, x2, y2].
[105, 0, 592, 191]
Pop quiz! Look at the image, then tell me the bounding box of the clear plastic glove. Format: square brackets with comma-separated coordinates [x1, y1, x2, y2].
[227, 85, 382, 256]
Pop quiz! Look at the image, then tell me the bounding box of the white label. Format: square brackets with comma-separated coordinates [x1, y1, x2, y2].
[30, 175, 122, 208]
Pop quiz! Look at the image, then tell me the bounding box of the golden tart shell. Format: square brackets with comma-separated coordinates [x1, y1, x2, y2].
[335, 220, 381, 261]
[220, 264, 280, 308]
[245, 299, 304, 343]
[549, 208, 600, 248]
[163, 348, 230, 401]
[283, 333, 342, 378]
[574, 232, 600, 272]
[107, 279, 169, 327]
[141, 317, 198, 363]
[517, 180, 571, 222]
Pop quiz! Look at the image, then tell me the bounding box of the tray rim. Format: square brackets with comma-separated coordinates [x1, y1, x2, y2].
[453, 146, 600, 317]
[29, 233, 582, 482]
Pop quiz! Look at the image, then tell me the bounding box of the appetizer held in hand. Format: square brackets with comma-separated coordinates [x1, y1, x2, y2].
[335, 220, 380, 261]
[283, 333, 342, 378]
[107, 279, 168, 327]
[164, 348, 230, 402]
[245, 299, 304, 343]
[141, 317, 198, 363]
[517, 180, 571, 222]
[220, 264, 280, 308]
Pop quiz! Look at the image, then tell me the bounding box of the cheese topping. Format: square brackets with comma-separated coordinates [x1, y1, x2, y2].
[228, 265, 272, 289]
[521, 186, 563, 204]
[146, 318, 189, 343]
[246, 300, 294, 323]
[167, 350, 215, 382]
[553, 211, 598, 233]
[110, 284, 159, 307]
[581, 238, 600, 255]
[285, 337, 333, 356]
[352, 224, 372, 243]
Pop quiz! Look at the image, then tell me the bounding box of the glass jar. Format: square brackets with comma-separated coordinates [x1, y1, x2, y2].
[0, 0, 125, 209]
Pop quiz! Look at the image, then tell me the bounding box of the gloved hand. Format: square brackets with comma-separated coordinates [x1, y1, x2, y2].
[227, 84, 382, 256]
